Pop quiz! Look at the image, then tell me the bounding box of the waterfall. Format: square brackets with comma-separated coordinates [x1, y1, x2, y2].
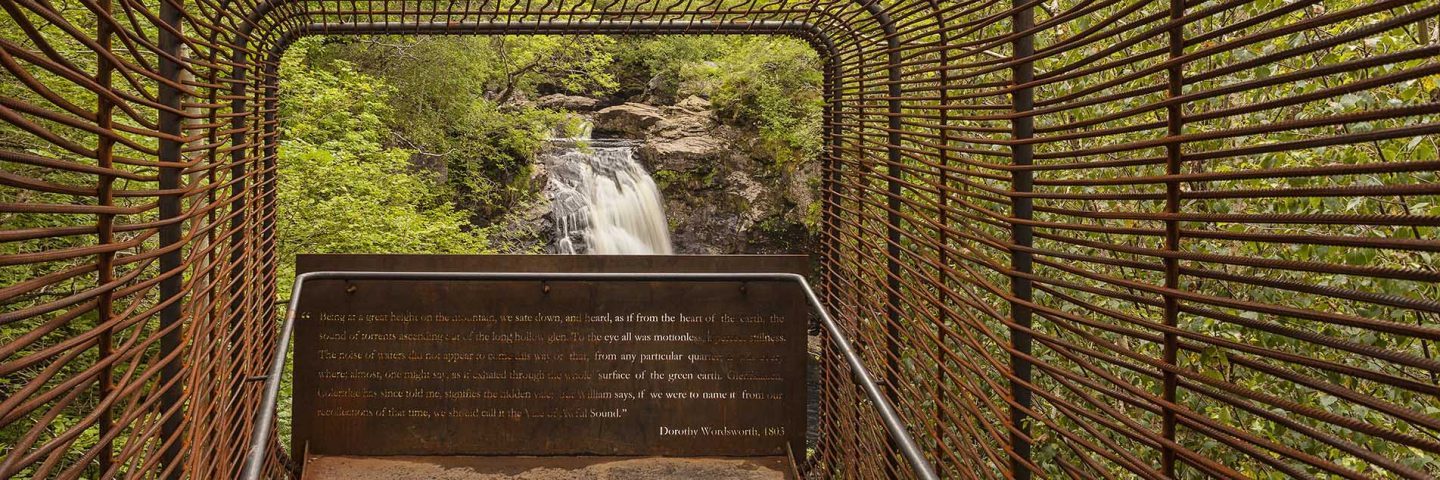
[543, 127, 674, 255]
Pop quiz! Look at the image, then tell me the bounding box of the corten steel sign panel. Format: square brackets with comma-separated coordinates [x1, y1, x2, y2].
[293, 255, 808, 458]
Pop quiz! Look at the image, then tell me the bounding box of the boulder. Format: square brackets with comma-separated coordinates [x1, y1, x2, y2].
[593, 103, 664, 137]
[652, 99, 716, 141]
[535, 94, 600, 111]
[675, 95, 712, 112]
[640, 136, 727, 171]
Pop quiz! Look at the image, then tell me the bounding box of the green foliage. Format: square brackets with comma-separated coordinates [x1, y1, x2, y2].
[299, 36, 609, 223]
[612, 36, 825, 166]
[276, 40, 488, 291]
[0, 7, 150, 476]
[287, 34, 823, 231]
[706, 39, 825, 166]
[310, 36, 618, 103]
[609, 35, 733, 99]
[418, 100, 563, 221]
[919, 3, 1440, 478]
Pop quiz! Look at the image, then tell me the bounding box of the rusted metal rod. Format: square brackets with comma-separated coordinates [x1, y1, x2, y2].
[7, 0, 1440, 477]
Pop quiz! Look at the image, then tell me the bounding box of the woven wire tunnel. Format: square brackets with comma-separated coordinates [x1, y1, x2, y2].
[2, 0, 1439, 478]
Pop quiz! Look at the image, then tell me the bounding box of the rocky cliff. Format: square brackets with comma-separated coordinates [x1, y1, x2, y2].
[493, 94, 818, 254]
[591, 96, 818, 254]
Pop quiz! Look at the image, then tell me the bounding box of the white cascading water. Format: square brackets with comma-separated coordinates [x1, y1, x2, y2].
[543, 123, 674, 254]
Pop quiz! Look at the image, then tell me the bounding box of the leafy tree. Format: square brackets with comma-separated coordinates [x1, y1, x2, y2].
[707, 38, 824, 167]
[276, 39, 489, 290]
[299, 36, 610, 223]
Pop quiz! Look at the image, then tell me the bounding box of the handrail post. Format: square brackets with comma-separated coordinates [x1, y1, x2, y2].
[156, 1, 188, 478]
[861, 1, 910, 473]
[817, 31, 842, 475]
[1007, 0, 1037, 478]
[925, 0, 953, 467]
[95, 0, 118, 472]
[1161, 0, 1188, 474]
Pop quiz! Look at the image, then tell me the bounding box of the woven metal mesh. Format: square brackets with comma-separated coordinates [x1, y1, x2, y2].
[2, 0, 1438, 478]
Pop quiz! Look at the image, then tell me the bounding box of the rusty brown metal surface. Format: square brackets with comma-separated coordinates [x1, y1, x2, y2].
[295, 254, 815, 276]
[3, 0, 1440, 478]
[291, 255, 808, 459]
[299, 455, 791, 480]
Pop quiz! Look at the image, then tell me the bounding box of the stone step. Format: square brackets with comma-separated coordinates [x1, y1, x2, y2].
[301, 455, 795, 480]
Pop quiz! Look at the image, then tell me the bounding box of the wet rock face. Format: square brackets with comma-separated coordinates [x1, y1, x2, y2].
[640, 136, 727, 167]
[593, 104, 665, 137]
[536, 94, 602, 111]
[490, 95, 816, 255]
[540, 138, 674, 255]
[593, 96, 818, 255]
[541, 153, 595, 253]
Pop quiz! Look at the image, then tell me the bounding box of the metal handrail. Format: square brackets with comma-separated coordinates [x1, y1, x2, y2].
[241, 271, 940, 480]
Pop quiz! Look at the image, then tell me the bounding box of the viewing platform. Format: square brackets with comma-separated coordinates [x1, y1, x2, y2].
[247, 255, 906, 479]
[300, 456, 792, 480]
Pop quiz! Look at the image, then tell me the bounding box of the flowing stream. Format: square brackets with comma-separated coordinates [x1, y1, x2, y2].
[543, 127, 674, 254]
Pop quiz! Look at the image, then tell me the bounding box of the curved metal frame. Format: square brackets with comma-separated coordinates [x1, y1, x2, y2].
[5, 0, 1440, 478]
